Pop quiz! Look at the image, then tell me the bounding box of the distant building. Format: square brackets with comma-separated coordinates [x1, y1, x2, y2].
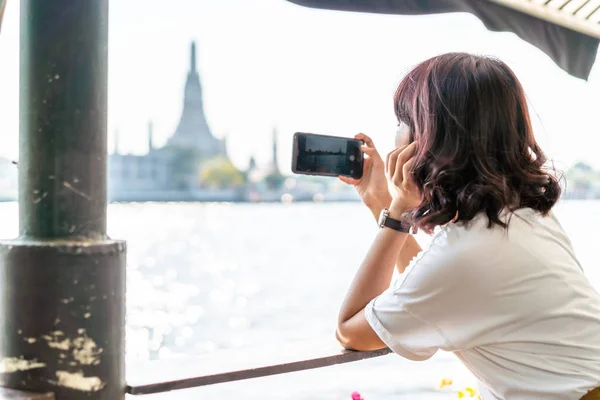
[246, 127, 283, 188]
[167, 42, 226, 157]
[0, 157, 17, 201]
[565, 162, 600, 199]
[108, 41, 229, 197]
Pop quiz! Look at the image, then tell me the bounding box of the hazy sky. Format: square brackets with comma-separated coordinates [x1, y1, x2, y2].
[0, 0, 598, 172]
[306, 136, 347, 153]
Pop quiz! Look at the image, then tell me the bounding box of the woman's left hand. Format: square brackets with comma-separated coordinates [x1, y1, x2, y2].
[385, 142, 421, 218]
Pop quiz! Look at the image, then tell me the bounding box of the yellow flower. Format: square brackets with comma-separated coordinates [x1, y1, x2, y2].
[458, 391, 465, 398]
[439, 378, 454, 389]
[465, 387, 477, 397]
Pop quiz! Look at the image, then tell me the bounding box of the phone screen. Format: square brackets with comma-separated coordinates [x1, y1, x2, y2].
[292, 132, 363, 179]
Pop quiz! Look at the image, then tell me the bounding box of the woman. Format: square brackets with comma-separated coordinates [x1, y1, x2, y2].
[336, 53, 600, 400]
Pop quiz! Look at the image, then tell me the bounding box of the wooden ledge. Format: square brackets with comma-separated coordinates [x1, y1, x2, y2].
[126, 340, 392, 395]
[0, 388, 53, 400]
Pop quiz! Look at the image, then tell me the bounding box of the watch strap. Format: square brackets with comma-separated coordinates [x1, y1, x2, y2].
[379, 208, 411, 233]
[383, 215, 411, 233]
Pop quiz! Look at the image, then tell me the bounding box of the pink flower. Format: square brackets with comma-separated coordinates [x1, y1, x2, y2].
[351, 391, 364, 400]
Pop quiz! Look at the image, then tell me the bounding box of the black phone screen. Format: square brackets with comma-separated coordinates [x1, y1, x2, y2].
[292, 132, 363, 179]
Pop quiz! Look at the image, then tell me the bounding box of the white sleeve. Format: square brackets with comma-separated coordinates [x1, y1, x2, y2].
[364, 232, 461, 361]
[365, 291, 448, 360]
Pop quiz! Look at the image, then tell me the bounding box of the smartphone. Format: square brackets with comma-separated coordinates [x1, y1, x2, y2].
[291, 132, 363, 179]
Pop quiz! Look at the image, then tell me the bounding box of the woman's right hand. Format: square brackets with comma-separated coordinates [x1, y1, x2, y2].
[339, 133, 392, 219]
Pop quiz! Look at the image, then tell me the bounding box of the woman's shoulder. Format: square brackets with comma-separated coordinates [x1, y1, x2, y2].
[425, 208, 560, 261]
[446, 207, 558, 236]
[437, 207, 573, 268]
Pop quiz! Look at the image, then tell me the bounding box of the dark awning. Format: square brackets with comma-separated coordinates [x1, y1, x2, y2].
[0, 0, 7, 34]
[285, 0, 600, 80]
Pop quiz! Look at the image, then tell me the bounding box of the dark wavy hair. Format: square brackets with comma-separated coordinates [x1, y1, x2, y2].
[394, 53, 561, 233]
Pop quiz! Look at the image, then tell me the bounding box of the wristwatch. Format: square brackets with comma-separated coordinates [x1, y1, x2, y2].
[378, 208, 411, 233]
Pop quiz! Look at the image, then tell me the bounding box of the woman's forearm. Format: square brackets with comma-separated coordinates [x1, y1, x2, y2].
[368, 204, 421, 274]
[338, 228, 409, 324]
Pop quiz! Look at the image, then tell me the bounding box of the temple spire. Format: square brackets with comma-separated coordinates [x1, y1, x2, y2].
[190, 41, 196, 73]
[113, 129, 120, 155]
[168, 40, 221, 155]
[148, 120, 154, 152]
[272, 127, 279, 173]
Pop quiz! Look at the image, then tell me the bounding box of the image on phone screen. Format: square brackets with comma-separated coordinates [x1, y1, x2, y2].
[292, 132, 363, 179]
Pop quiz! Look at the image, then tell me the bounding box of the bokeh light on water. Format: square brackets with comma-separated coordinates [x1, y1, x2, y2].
[1, 200, 598, 398]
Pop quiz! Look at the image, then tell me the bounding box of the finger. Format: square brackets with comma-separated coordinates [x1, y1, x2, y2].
[386, 146, 407, 179]
[385, 148, 398, 178]
[398, 142, 418, 169]
[385, 148, 395, 173]
[395, 142, 419, 183]
[401, 156, 417, 185]
[401, 157, 420, 202]
[361, 146, 385, 167]
[361, 144, 377, 157]
[357, 134, 383, 161]
[355, 133, 374, 148]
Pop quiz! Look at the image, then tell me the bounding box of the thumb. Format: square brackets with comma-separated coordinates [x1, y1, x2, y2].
[339, 176, 358, 186]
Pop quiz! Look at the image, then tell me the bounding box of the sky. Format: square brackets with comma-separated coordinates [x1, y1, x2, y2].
[0, 0, 598, 172]
[306, 136, 347, 153]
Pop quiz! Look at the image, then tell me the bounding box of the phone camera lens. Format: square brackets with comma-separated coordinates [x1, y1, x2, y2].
[349, 155, 355, 161]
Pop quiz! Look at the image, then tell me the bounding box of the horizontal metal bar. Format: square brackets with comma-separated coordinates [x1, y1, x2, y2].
[126, 340, 392, 395]
[0, 388, 54, 399]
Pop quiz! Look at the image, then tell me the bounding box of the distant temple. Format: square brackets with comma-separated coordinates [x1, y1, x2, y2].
[167, 42, 226, 156]
[108, 41, 229, 196]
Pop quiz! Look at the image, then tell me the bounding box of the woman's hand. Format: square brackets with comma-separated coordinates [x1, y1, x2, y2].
[339, 134, 392, 219]
[385, 142, 421, 218]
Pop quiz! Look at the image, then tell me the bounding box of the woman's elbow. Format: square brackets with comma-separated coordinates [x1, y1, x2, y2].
[335, 327, 355, 350]
[335, 326, 370, 351]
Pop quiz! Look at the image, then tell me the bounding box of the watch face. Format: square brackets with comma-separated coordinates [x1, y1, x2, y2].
[378, 209, 387, 228]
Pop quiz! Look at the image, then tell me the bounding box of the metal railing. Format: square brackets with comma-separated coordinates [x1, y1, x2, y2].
[126, 342, 391, 395]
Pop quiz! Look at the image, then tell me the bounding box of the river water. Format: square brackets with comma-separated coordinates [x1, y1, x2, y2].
[0, 200, 598, 399]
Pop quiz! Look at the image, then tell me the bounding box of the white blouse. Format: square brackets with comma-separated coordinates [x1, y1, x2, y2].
[366, 208, 600, 399]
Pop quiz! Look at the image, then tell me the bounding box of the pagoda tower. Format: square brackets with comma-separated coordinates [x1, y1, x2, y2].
[271, 127, 280, 174]
[167, 41, 225, 158]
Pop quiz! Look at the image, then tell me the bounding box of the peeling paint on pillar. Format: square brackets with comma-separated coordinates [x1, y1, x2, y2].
[55, 371, 104, 392]
[0, 242, 125, 398]
[0, 358, 46, 373]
